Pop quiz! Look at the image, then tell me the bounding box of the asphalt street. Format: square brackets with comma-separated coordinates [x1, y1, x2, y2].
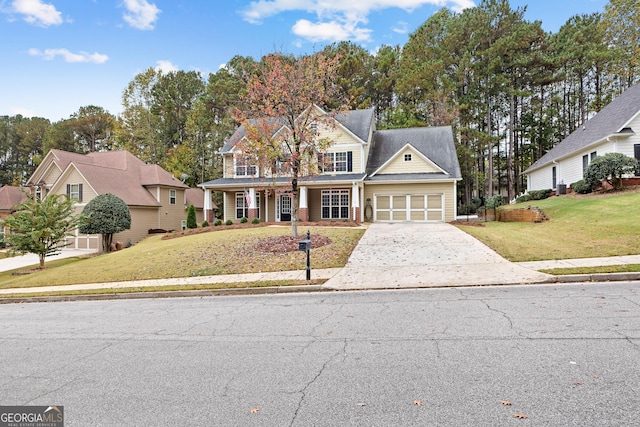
[1, 282, 639, 426]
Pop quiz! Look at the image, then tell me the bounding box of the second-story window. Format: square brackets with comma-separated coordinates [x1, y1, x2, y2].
[170, 189, 176, 205]
[235, 156, 258, 177]
[319, 151, 353, 173]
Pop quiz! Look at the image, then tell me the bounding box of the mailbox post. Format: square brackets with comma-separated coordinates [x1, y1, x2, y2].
[298, 230, 311, 280]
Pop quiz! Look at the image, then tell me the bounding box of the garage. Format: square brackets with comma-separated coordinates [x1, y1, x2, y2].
[373, 193, 444, 222]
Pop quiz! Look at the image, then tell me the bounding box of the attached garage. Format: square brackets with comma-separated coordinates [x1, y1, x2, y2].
[373, 193, 444, 222]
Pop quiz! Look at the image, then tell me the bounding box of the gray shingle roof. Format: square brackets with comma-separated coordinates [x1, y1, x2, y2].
[525, 83, 640, 173]
[366, 126, 461, 179]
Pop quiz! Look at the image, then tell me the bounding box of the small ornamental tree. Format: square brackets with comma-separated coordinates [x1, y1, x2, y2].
[2, 194, 81, 268]
[186, 204, 197, 229]
[584, 153, 640, 191]
[79, 193, 131, 253]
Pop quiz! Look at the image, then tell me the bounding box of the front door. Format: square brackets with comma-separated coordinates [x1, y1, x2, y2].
[280, 194, 292, 221]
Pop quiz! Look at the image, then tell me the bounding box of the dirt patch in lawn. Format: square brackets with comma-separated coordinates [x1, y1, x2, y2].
[254, 234, 333, 253]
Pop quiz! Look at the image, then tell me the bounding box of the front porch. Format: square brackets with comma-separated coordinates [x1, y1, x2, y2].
[205, 183, 365, 223]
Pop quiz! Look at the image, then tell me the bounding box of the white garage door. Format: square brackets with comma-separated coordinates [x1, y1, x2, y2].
[374, 194, 444, 222]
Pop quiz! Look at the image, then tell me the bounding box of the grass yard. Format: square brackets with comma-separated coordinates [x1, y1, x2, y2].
[456, 189, 640, 262]
[0, 226, 365, 289]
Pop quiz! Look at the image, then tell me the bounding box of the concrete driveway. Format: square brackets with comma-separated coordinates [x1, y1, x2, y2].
[323, 222, 551, 290]
[0, 249, 96, 273]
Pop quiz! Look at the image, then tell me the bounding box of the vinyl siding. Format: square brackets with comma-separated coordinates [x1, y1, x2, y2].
[113, 207, 160, 245]
[151, 186, 187, 231]
[379, 148, 440, 174]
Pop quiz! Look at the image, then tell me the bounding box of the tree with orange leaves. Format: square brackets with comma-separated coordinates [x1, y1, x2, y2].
[233, 52, 347, 237]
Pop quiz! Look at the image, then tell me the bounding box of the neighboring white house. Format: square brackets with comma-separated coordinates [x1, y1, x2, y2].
[525, 83, 640, 191]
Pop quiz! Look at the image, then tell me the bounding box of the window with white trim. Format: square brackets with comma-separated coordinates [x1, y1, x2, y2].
[170, 189, 176, 205]
[321, 189, 349, 219]
[235, 156, 258, 177]
[404, 153, 412, 162]
[236, 192, 260, 219]
[319, 151, 352, 173]
[67, 183, 82, 202]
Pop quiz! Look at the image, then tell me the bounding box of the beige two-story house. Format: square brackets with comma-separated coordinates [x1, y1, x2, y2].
[200, 107, 461, 223]
[26, 149, 207, 249]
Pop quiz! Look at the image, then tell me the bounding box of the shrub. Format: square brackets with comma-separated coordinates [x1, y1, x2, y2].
[458, 203, 477, 215]
[225, 219, 233, 226]
[202, 220, 209, 227]
[214, 219, 222, 226]
[251, 218, 260, 224]
[485, 194, 504, 209]
[571, 179, 592, 194]
[516, 194, 532, 203]
[528, 189, 552, 200]
[186, 204, 197, 229]
[240, 217, 248, 223]
[584, 152, 640, 190]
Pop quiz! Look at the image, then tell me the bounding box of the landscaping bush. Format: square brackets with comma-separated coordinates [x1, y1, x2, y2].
[251, 218, 260, 224]
[516, 194, 532, 203]
[186, 204, 197, 229]
[240, 217, 248, 223]
[485, 194, 504, 209]
[214, 219, 222, 226]
[458, 203, 477, 215]
[202, 220, 209, 227]
[584, 152, 640, 190]
[225, 219, 233, 226]
[571, 179, 592, 194]
[528, 189, 552, 200]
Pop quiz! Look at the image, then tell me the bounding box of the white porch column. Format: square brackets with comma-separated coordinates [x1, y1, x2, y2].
[222, 191, 227, 222]
[248, 187, 256, 208]
[204, 189, 212, 222]
[352, 182, 360, 221]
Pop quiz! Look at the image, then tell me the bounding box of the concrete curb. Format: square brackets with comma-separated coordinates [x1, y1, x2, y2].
[3, 272, 640, 304]
[0, 284, 330, 304]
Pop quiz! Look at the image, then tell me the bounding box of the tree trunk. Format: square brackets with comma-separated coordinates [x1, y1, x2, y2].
[39, 254, 45, 269]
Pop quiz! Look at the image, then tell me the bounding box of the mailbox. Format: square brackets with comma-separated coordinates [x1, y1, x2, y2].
[298, 239, 311, 251]
[299, 230, 312, 280]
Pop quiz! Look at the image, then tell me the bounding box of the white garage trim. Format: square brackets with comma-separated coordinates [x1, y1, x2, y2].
[373, 193, 444, 222]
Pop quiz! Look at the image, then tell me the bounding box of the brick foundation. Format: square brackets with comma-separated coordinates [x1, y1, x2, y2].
[248, 208, 259, 220]
[298, 207, 309, 222]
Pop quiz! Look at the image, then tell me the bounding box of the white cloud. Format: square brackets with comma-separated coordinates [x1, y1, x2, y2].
[123, 0, 161, 30]
[241, 0, 475, 43]
[28, 48, 109, 64]
[11, 0, 63, 27]
[155, 60, 178, 74]
[392, 21, 409, 34]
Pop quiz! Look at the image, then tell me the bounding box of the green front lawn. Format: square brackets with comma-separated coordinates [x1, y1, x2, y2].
[456, 189, 640, 262]
[0, 226, 365, 289]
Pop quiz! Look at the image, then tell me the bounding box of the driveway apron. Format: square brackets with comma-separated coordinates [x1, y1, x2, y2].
[323, 223, 552, 290]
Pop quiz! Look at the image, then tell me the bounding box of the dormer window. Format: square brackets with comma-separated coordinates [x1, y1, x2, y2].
[310, 123, 318, 135]
[404, 154, 412, 162]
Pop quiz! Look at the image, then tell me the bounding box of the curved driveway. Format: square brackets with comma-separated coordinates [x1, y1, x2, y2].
[323, 223, 551, 290]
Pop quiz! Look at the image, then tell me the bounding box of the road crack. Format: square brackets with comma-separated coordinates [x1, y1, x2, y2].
[290, 339, 348, 427]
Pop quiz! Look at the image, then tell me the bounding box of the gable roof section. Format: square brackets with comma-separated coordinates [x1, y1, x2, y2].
[38, 150, 189, 207]
[366, 126, 461, 179]
[370, 143, 447, 176]
[525, 83, 640, 173]
[0, 185, 27, 211]
[220, 107, 375, 153]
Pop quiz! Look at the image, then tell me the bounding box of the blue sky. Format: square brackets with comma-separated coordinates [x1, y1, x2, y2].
[1, 0, 609, 122]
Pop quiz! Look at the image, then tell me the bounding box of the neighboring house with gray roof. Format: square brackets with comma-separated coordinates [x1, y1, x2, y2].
[525, 83, 640, 192]
[200, 106, 461, 223]
[26, 149, 211, 250]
